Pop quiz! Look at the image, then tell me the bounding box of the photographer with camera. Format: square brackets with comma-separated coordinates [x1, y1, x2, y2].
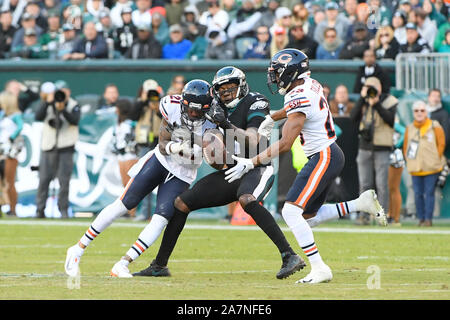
[350, 77, 398, 225]
[34, 80, 80, 219]
[128, 79, 164, 221]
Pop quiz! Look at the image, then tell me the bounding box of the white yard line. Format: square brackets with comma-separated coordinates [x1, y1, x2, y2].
[0, 219, 449, 235]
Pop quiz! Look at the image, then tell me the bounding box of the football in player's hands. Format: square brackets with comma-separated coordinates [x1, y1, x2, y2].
[202, 129, 226, 170]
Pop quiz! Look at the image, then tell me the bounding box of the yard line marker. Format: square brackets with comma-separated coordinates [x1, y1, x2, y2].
[0, 220, 449, 235]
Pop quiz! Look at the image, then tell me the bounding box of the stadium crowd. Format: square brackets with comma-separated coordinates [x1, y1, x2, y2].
[0, 0, 448, 60]
[0, 0, 449, 227]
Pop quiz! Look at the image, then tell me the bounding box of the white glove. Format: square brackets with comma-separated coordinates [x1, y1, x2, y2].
[225, 155, 254, 183]
[258, 115, 274, 140]
[166, 140, 190, 155]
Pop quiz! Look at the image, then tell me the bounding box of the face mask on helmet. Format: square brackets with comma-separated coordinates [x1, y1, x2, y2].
[212, 67, 249, 108]
[180, 80, 212, 129]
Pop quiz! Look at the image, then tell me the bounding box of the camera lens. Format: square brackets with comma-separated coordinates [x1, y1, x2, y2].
[54, 90, 66, 102]
[367, 86, 378, 98]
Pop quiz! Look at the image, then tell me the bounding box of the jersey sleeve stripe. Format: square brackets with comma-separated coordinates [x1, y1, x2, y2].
[160, 105, 169, 121]
[247, 112, 266, 122]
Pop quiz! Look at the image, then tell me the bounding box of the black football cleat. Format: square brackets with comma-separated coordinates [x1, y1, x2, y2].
[276, 252, 306, 279]
[132, 260, 171, 277]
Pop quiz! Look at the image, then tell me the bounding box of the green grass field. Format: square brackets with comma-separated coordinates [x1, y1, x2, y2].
[0, 217, 449, 300]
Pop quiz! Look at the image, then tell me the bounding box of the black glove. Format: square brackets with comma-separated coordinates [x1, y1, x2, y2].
[205, 100, 232, 129]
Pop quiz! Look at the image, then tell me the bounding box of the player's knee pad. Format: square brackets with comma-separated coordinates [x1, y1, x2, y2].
[281, 202, 307, 230]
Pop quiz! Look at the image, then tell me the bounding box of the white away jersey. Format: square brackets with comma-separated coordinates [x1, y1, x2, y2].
[283, 77, 337, 157]
[154, 94, 215, 184]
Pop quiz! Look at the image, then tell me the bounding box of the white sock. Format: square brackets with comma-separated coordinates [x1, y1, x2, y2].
[306, 200, 358, 227]
[125, 214, 169, 261]
[79, 199, 128, 248]
[282, 203, 325, 269]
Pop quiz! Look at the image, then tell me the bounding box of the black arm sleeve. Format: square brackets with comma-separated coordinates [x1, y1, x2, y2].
[35, 101, 50, 121]
[373, 101, 396, 128]
[349, 97, 364, 123]
[61, 104, 81, 125]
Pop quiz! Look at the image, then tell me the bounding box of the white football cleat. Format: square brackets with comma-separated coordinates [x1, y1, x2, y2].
[65, 244, 83, 277]
[296, 264, 333, 284]
[356, 189, 387, 226]
[110, 261, 133, 278]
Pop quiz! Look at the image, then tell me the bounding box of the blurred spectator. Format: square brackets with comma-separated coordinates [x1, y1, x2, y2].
[353, 49, 391, 94]
[1, 0, 27, 28]
[111, 0, 136, 28]
[392, 10, 408, 45]
[329, 84, 354, 117]
[0, 9, 17, 58]
[41, 0, 61, 19]
[204, 26, 235, 59]
[313, 1, 350, 44]
[344, 0, 358, 24]
[165, 0, 188, 26]
[399, 23, 431, 54]
[62, 4, 83, 32]
[291, 3, 308, 28]
[4, 79, 39, 112]
[404, 100, 446, 227]
[316, 27, 344, 59]
[436, 29, 450, 52]
[39, 10, 61, 59]
[374, 25, 400, 60]
[166, 75, 185, 95]
[366, 0, 391, 29]
[427, 88, 450, 151]
[98, 83, 120, 110]
[10, 27, 49, 59]
[350, 77, 397, 225]
[0, 91, 23, 217]
[270, 7, 292, 36]
[306, 9, 324, 40]
[398, 0, 413, 16]
[185, 31, 207, 60]
[23, 1, 48, 32]
[150, 12, 170, 46]
[270, 25, 288, 57]
[345, 2, 374, 39]
[180, 5, 207, 42]
[132, 0, 152, 28]
[339, 22, 370, 60]
[258, 0, 280, 30]
[112, 6, 137, 56]
[414, 7, 437, 49]
[222, 0, 239, 21]
[286, 22, 318, 59]
[66, 21, 108, 59]
[96, 8, 114, 38]
[11, 12, 44, 49]
[422, 0, 447, 28]
[125, 23, 162, 59]
[162, 23, 192, 59]
[199, 0, 229, 34]
[34, 80, 81, 219]
[243, 25, 271, 59]
[84, 0, 106, 23]
[57, 23, 77, 59]
[130, 79, 164, 221]
[112, 98, 139, 218]
[227, 0, 262, 40]
[433, 16, 450, 51]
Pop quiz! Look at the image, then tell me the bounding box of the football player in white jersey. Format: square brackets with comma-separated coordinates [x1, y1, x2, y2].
[226, 49, 387, 284]
[64, 79, 216, 278]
